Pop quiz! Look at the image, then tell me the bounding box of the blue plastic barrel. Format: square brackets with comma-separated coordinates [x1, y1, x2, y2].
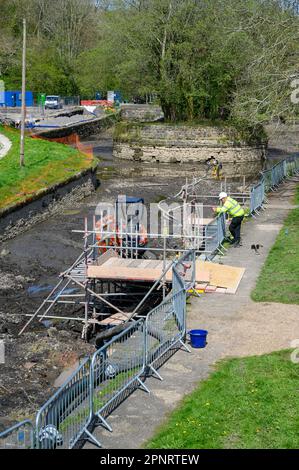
[188, 330, 208, 349]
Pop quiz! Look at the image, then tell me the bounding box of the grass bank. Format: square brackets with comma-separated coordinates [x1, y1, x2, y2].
[0, 125, 97, 211]
[251, 186, 299, 304]
[146, 350, 299, 449]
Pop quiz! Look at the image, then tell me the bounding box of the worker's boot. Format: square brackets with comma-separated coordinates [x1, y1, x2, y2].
[233, 240, 242, 248]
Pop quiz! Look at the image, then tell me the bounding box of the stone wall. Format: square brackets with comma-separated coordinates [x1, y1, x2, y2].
[33, 113, 119, 140]
[113, 124, 266, 173]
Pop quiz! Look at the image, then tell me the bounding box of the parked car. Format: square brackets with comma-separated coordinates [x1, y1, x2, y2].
[45, 95, 63, 110]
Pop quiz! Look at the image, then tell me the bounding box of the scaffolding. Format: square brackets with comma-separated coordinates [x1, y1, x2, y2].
[19, 170, 253, 340]
[19, 202, 220, 340]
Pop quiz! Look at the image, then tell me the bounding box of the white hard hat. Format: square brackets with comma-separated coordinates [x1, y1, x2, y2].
[219, 192, 228, 200]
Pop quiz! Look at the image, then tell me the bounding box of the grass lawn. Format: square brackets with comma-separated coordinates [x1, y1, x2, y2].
[146, 351, 299, 449]
[251, 186, 299, 304]
[0, 125, 96, 210]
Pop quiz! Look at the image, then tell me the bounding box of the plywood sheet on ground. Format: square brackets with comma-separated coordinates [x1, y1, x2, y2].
[196, 261, 245, 294]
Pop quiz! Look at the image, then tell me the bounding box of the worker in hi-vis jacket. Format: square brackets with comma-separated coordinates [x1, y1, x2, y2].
[213, 192, 245, 247]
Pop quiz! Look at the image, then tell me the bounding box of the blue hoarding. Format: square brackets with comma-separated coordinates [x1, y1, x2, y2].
[0, 91, 34, 107]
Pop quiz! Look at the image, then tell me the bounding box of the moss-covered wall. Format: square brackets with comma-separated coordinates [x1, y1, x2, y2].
[113, 123, 267, 169]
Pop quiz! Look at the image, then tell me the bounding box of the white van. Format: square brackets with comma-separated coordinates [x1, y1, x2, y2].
[45, 95, 63, 110]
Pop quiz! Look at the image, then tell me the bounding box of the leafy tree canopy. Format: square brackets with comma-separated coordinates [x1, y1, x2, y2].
[0, 0, 298, 126]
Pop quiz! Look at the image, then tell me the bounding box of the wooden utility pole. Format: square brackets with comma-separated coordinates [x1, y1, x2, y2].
[20, 18, 26, 167]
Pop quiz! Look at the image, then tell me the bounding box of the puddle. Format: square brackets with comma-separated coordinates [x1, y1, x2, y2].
[27, 285, 53, 295]
[49, 287, 79, 300]
[41, 320, 53, 329]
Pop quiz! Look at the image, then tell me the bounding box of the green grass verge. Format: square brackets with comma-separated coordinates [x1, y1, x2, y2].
[146, 350, 299, 449]
[0, 125, 97, 210]
[251, 186, 299, 304]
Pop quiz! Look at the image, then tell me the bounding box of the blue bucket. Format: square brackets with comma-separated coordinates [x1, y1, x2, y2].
[188, 329, 208, 349]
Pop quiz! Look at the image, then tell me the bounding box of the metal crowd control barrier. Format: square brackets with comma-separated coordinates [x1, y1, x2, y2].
[35, 358, 94, 449]
[145, 267, 189, 381]
[173, 250, 196, 291]
[271, 161, 286, 187]
[262, 169, 273, 192]
[261, 156, 298, 194]
[285, 156, 299, 177]
[0, 420, 35, 449]
[89, 319, 147, 443]
[250, 180, 265, 215]
[217, 213, 226, 247]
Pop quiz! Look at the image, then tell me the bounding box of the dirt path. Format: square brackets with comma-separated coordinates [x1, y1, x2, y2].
[85, 175, 299, 449]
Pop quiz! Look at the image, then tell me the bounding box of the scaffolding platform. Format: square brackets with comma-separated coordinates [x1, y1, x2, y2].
[87, 258, 185, 283]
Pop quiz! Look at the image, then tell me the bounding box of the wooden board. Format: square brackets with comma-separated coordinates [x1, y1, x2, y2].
[195, 270, 210, 283]
[215, 287, 227, 294]
[196, 261, 245, 294]
[89, 312, 130, 326]
[88, 258, 245, 294]
[96, 250, 119, 266]
[87, 262, 174, 282]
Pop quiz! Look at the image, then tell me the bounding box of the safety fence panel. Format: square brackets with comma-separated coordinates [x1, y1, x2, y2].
[91, 320, 146, 422]
[286, 159, 296, 176]
[36, 358, 91, 449]
[217, 213, 226, 246]
[272, 161, 286, 187]
[173, 250, 196, 291]
[250, 180, 265, 214]
[262, 169, 273, 192]
[205, 217, 219, 256]
[204, 214, 226, 258]
[145, 279, 186, 371]
[172, 267, 187, 337]
[286, 156, 299, 177]
[0, 420, 35, 449]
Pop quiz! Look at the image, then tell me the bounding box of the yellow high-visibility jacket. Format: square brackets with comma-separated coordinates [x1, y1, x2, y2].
[216, 197, 244, 218]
